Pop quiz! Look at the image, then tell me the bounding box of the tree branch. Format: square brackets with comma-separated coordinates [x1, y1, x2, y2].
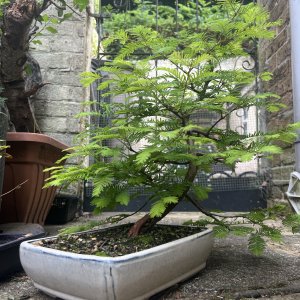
[49, 0, 82, 17]
[186, 194, 223, 224]
[1, 179, 29, 197]
[186, 194, 248, 219]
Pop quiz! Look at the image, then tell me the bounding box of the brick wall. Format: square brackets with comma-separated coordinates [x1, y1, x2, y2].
[31, 5, 92, 147]
[258, 0, 293, 199]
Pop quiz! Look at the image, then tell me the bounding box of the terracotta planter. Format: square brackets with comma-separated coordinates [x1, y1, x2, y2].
[20, 225, 213, 300]
[0, 133, 69, 225]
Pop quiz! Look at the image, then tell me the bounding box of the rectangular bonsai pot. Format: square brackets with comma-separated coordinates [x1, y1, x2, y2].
[20, 226, 213, 300]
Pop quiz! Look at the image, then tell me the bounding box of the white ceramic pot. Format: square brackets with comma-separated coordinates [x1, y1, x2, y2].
[20, 226, 213, 300]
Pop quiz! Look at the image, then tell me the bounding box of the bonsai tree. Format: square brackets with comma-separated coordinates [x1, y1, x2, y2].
[46, 0, 300, 254]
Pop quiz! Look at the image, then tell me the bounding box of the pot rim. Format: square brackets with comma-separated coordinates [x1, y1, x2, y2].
[6, 132, 69, 151]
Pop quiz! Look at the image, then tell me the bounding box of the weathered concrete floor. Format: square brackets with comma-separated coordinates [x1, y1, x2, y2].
[0, 213, 299, 300]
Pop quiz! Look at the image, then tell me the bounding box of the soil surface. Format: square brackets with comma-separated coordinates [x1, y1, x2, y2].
[39, 224, 203, 257]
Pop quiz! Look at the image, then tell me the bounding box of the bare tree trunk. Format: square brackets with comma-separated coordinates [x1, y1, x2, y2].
[0, 0, 48, 131]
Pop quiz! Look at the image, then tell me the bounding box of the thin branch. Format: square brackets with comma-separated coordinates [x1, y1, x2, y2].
[153, 159, 189, 165]
[86, 5, 109, 20]
[106, 197, 152, 225]
[39, 0, 52, 13]
[49, 0, 82, 17]
[186, 194, 248, 219]
[48, 0, 65, 10]
[62, 1, 82, 17]
[1, 179, 29, 197]
[195, 153, 225, 165]
[206, 110, 231, 135]
[150, 89, 184, 121]
[186, 194, 224, 224]
[119, 139, 139, 154]
[86, 5, 102, 18]
[187, 129, 216, 139]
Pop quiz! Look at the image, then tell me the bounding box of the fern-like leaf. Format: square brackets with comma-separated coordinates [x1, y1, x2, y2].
[150, 201, 166, 218]
[92, 176, 114, 197]
[231, 226, 254, 237]
[213, 225, 230, 238]
[283, 214, 300, 233]
[115, 191, 130, 206]
[248, 233, 265, 256]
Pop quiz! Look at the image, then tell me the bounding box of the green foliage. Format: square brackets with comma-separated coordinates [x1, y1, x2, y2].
[99, 0, 265, 56]
[95, 251, 109, 257]
[102, 0, 225, 39]
[248, 232, 266, 256]
[0, 144, 9, 158]
[0, 0, 8, 17]
[283, 214, 300, 233]
[58, 214, 131, 235]
[58, 221, 101, 235]
[247, 210, 267, 223]
[73, 0, 89, 11]
[24, 0, 86, 46]
[133, 234, 155, 246]
[80, 72, 101, 87]
[231, 226, 254, 236]
[185, 203, 297, 255]
[183, 218, 212, 228]
[46, 0, 298, 255]
[150, 196, 179, 218]
[213, 225, 230, 238]
[260, 225, 282, 242]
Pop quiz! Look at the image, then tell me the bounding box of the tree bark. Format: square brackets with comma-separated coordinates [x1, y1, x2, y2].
[0, 0, 49, 131]
[128, 162, 199, 237]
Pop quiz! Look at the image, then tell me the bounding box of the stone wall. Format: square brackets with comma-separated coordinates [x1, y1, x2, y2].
[31, 5, 92, 147]
[258, 0, 293, 200]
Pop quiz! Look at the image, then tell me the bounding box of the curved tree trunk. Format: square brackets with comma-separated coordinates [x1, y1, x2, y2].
[0, 0, 49, 131]
[128, 162, 199, 237]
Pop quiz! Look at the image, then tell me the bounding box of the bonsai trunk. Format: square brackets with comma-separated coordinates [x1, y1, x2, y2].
[128, 162, 198, 236]
[0, 0, 49, 131]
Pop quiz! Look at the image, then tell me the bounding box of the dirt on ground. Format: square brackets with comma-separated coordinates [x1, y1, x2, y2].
[0, 213, 300, 300]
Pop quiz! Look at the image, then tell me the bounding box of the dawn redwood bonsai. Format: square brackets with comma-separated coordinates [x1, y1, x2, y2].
[45, 0, 300, 254]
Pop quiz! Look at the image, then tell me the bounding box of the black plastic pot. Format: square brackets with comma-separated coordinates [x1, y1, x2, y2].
[0, 223, 45, 279]
[45, 194, 79, 225]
